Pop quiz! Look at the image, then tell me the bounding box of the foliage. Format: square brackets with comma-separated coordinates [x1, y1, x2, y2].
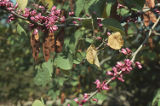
[0, 0, 160, 106]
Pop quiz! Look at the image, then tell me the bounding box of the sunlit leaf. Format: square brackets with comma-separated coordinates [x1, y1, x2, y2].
[32, 100, 44, 106]
[86, 44, 100, 68]
[41, 0, 54, 9]
[54, 54, 73, 70]
[107, 32, 124, 50]
[17, 24, 26, 36]
[16, 0, 28, 11]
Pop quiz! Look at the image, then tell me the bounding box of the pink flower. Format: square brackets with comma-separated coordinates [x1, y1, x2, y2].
[77, 18, 81, 21]
[94, 79, 101, 89]
[33, 29, 38, 35]
[117, 74, 124, 82]
[69, 11, 74, 16]
[60, 16, 65, 23]
[74, 98, 79, 104]
[83, 93, 88, 99]
[120, 48, 132, 55]
[98, 23, 103, 27]
[135, 61, 142, 69]
[126, 48, 132, 54]
[107, 71, 114, 76]
[107, 32, 111, 36]
[96, 36, 102, 40]
[92, 98, 98, 103]
[102, 82, 110, 90]
[121, 48, 127, 55]
[73, 21, 77, 24]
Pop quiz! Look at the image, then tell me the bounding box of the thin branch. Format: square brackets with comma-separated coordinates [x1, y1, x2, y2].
[80, 16, 160, 104]
[84, 71, 122, 103]
[152, 30, 160, 36]
[96, 39, 108, 50]
[131, 16, 160, 62]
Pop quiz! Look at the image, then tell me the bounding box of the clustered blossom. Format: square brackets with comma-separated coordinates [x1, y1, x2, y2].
[0, 0, 65, 32]
[0, 0, 14, 10]
[94, 79, 110, 91]
[135, 61, 142, 69]
[97, 19, 103, 27]
[73, 93, 98, 105]
[107, 59, 133, 82]
[120, 48, 132, 55]
[69, 11, 74, 16]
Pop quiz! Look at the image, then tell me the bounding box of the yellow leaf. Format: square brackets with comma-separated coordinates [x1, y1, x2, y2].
[108, 32, 124, 50]
[41, 0, 54, 9]
[16, 0, 28, 11]
[86, 44, 100, 68]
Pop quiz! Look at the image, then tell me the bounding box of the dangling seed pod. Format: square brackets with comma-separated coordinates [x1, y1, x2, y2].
[43, 31, 55, 61]
[30, 28, 40, 61]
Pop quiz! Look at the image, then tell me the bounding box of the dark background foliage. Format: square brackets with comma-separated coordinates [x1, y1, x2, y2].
[0, 0, 160, 106]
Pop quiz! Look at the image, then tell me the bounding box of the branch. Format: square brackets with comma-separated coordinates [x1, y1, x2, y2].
[83, 71, 122, 103]
[80, 16, 160, 104]
[131, 16, 160, 62]
[152, 30, 160, 36]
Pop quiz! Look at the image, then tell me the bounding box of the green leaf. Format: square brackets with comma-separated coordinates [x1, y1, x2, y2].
[64, 29, 84, 53]
[124, 0, 145, 10]
[16, 0, 28, 11]
[55, 77, 67, 86]
[42, 59, 53, 76]
[84, 0, 97, 15]
[88, 0, 106, 17]
[158, 101, 160, 106]
[32, 100, 44, 106]
[85, 38, 94, 43]
[102, 18, 125, 35]
[152, 89, 160, 106]
[48, 90, 60, 100]
[17, 24, 27, 36]
[75, 0, 85, 16]
[54, 54, 73, 70]
[40, 0, 54, 9]
[34, 60, 53, 86]
[106, 3, 112, 17]
[118, 8, 129, 16]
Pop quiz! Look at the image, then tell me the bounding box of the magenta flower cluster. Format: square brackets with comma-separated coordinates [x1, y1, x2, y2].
[120, 48, 132, 55]
[73, 93, 98, 106]
[107, 59, 133, 82]
[0, 0, 64, 32]
[94, 80, 109, 90]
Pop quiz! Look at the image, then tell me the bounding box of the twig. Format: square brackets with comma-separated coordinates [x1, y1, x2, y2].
[100, 56, 112, 66]
[152, 30, 160, 36]
[80, 16, 160, 104]
[131, 16, 160, 62]
[84, 71, 122, 103]
[96, 39, 108, 50]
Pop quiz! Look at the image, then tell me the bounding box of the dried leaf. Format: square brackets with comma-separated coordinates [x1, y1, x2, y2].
[43, 32, 55, 62]
[143, 11, 150, 26]
[86, 44, 100, 68]
[146, 0, 155, 8]
[143, 10, 157, 26]
[149, 11, 157, 23]
[55, 28, 64, 53]
[30, 30, 40, 61]
[107, 32, 124, 50]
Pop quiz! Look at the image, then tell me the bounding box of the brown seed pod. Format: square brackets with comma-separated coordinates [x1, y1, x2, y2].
[30, 29, 40, 61]
[55, 28, 64, 53]
[146, 0, 155, 8]
[43, 31, 55, 61]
